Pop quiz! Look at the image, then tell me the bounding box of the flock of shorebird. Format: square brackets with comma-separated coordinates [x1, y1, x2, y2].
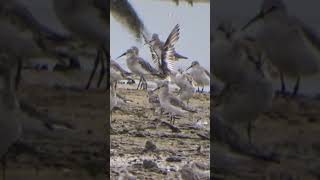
[3, 0, 320, 177]
[0, 0, 108, 174]
[110, 24, 210, 125]
[213, 0, 320, 159]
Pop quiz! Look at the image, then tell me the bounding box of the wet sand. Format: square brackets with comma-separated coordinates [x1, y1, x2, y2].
[110, 82, 210, 179]
[3, 70, 107, 180]
[213, 94, 320, 180]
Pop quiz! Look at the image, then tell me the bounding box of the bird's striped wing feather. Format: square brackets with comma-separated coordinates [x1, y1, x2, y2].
[138, 58, 158, 75]
[143, 33, 161, 69]
[160, 24, 181, 73]
[163, 24, 180, 49]
[170, 96, 196, 113]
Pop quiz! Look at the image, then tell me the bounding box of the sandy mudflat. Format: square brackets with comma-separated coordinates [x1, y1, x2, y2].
[212, 94, 320, 180]
[110, 82, 210, 179]
[3, 70, 107, 180]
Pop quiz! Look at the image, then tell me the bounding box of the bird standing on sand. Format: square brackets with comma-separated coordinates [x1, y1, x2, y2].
[242, 0, 320, 96]
[116, 47, 160, 90]
[52, 0, 109, 89]
[0, 0, 71, 89]
[170, 69, 194, 104]
[212, 21, 275, 160]
[186, 61, 210, 93]
[110, 59, 132, 89]
[152, 81, 196, 124]
[0, 54, 22, 177]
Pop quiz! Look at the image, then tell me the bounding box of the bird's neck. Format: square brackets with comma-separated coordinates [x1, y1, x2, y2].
[264, 10, 288, 23]
[159, 87, 169, 99]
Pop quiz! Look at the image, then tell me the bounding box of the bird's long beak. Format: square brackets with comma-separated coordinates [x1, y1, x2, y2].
[151, 86, 160, 92]
[186, 65, 193, 71]
[242, 6, 278, 31]
[241, 11, 264, 30]
[144, 39, 155, 45]
[116, 52, 126, 60]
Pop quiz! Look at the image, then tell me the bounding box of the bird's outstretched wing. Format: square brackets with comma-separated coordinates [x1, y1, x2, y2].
[161, 24, 180, 74]
[111, 60, 131, 76]
[161, 44, 175, 72]
[163, 24, 180, 49]
[110, 0, 145, 40]
[93, 0, 109, 23]
[143, 33, 161, 68]
[204, 68, 210, 78]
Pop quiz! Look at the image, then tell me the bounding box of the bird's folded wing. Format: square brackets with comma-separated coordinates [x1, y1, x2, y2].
[138, 58, 158, 74]
[293, 16, 320, 53]
[111, 60, 131, 75]
[170, 96, 196, 112]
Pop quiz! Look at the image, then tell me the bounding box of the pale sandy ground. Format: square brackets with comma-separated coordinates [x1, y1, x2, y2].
[3, 69, 106, 180]
[213, 94, 320, 180]
[110, 81, 210, 179]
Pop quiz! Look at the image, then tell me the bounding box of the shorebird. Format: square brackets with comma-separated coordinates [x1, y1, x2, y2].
[152, 81, 196, 124]
[147, 90, 160, 109]
[242, 0, 320, 96]
[212, 20, 271, 86]
[129, 46, 151, 88]
[52, 0, 109, 89]
[186, 61, 210, 93]
[0, 54, 22, 178]
[179, 162, 210, 180]
[0, 0, 71, 89]
[116, 47, 160, 90]
[110, 59, 132, 89]
[144, 24, 186, 75]
[110, 82, 117, 112]
[170, 69, 194, 104]
[212, 22, 275, 145]
[117, 167, 137, 180]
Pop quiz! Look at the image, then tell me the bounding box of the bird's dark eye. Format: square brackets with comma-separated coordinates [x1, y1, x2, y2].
[264, 6, 277, 15]
[217, 25, 225, 32]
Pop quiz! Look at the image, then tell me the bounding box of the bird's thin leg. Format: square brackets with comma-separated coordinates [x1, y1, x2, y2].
[140, 76, 146, 90]
[136, 76, 142, 90]
[177, 88, 182, 95]
[247, 121, 252, 145]
[1, 153, 7, 180]
[96, 50, 106, 88]
[86, 49, 101, 89]
[292, 76, 300, 97]
[280, 72, 286, 94]
[115, 81, 118, 90]
[143, 76, 147, 90]
[139, 77, 144, 90]
[104, 50, 110, 88]
[15, 57, 23, 90]
[197, 87, 200, 93]
[201, 86, 204, 93]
